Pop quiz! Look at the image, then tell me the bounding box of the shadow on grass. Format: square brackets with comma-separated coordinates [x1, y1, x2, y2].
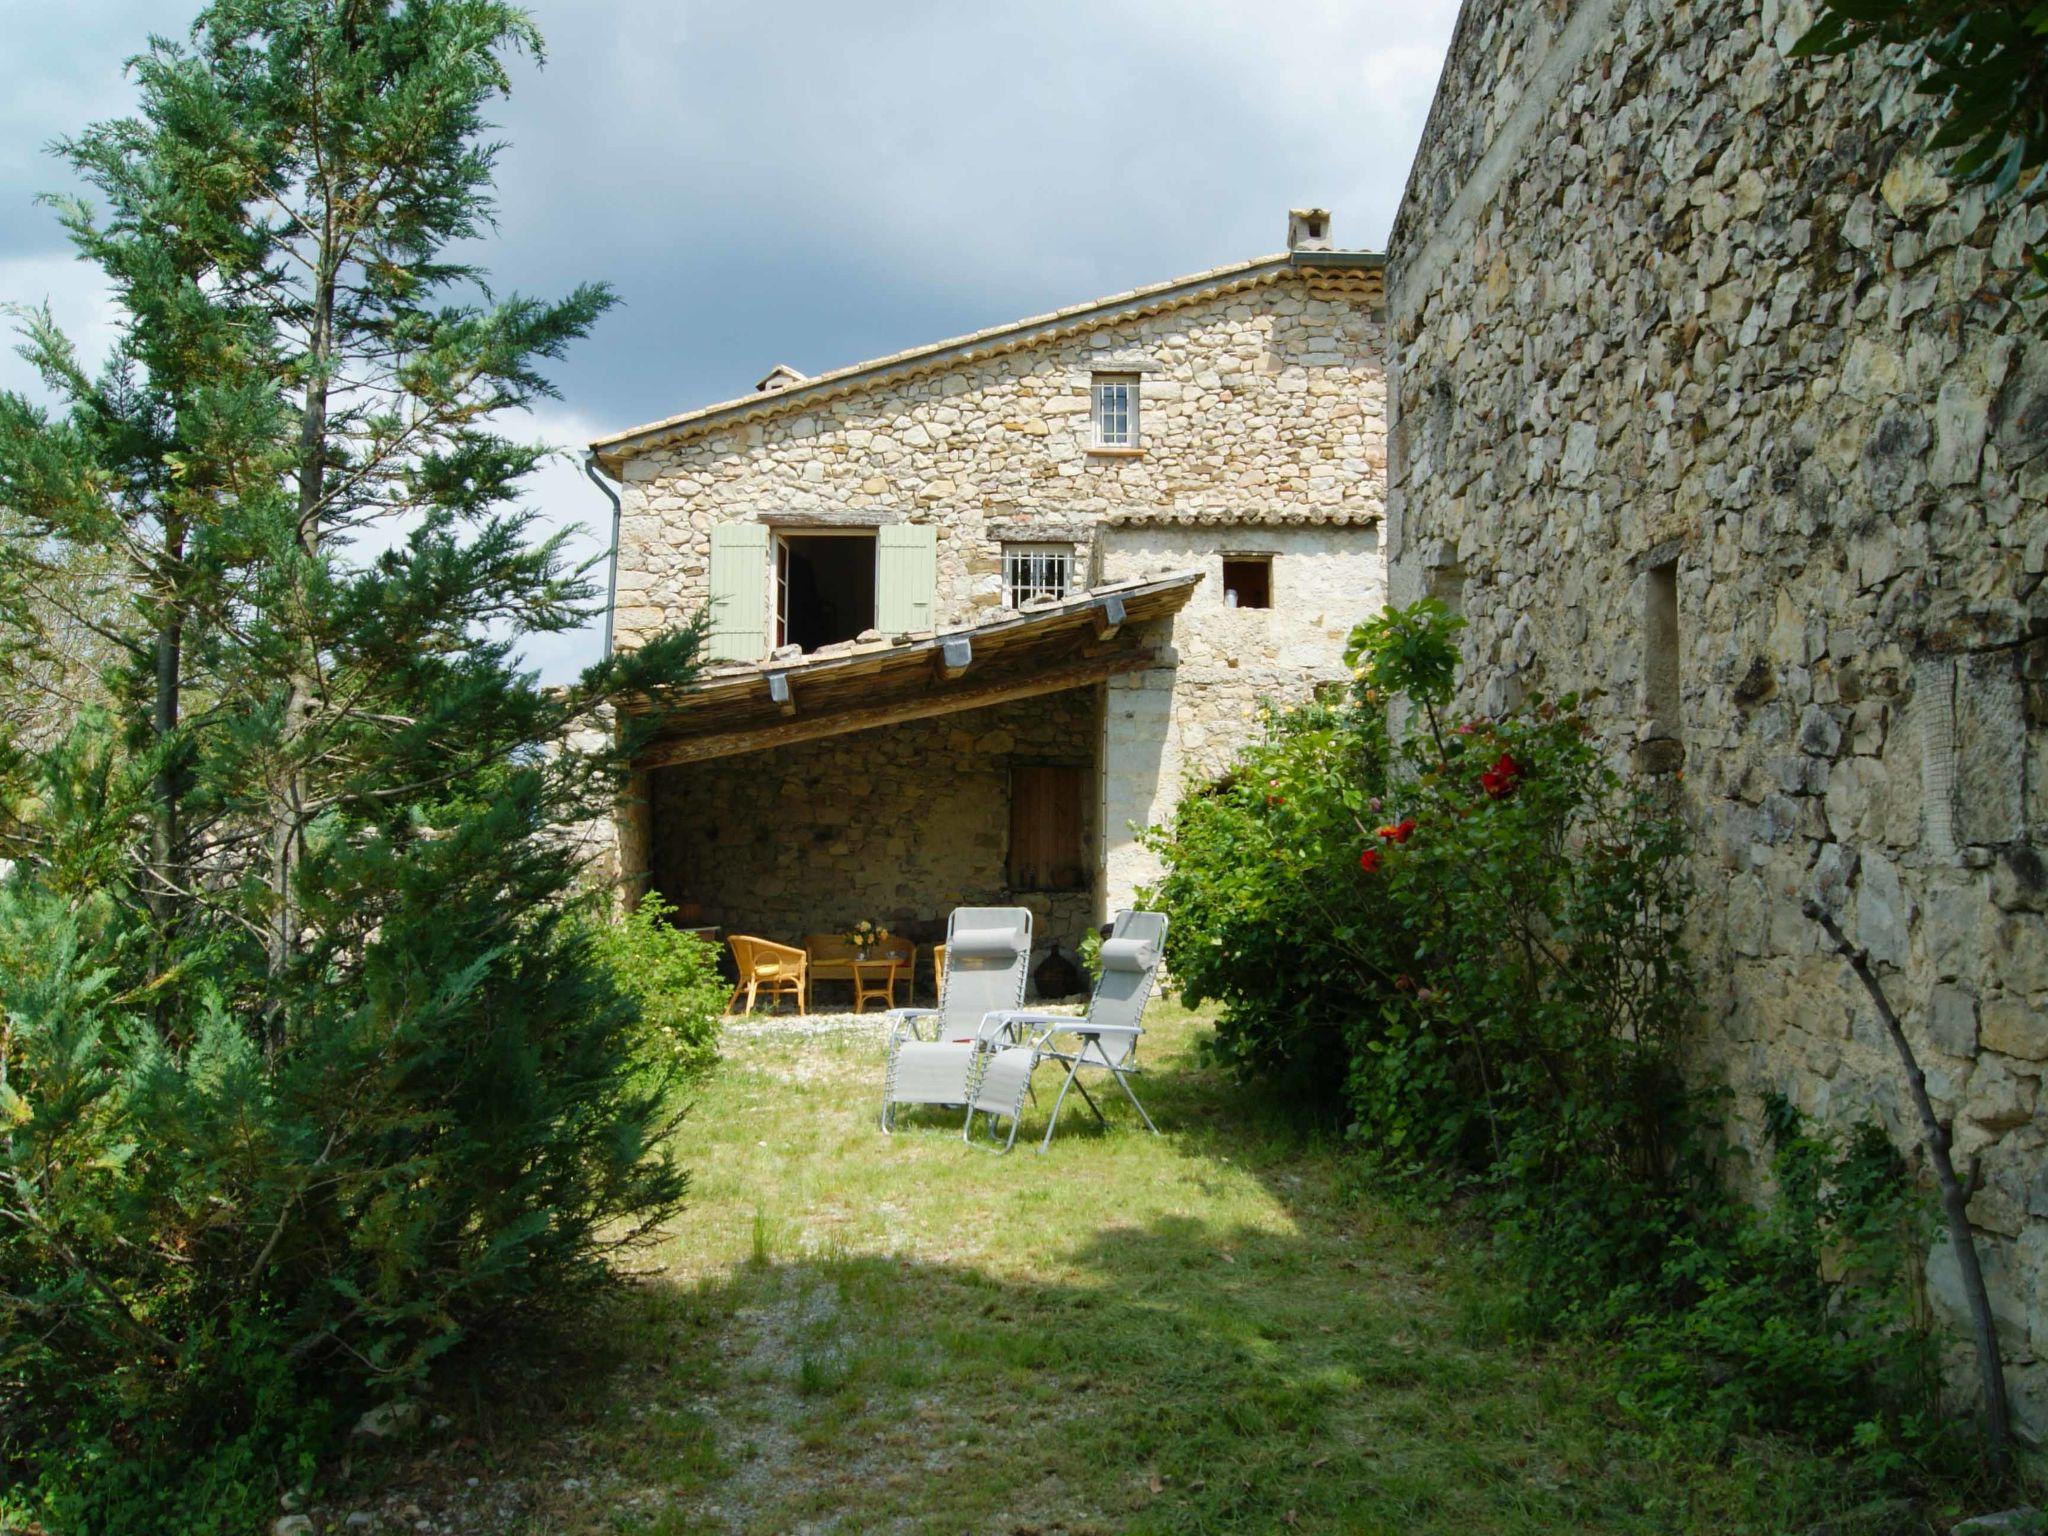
[314, 1035, 1912, 1536]
[335, 1249, 1894, 1532]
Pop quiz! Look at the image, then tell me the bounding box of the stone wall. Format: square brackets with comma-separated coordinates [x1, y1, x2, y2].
[648, 688, 1099, 976]
[606, 259, 1393, 932]
[1097, 523, 1385, 907]
[1387, 0, 2048, 1440]
[608, 269, 1386, 649]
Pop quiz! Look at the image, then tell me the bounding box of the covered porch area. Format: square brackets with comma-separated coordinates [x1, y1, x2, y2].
[616, 574, 1199, 1002]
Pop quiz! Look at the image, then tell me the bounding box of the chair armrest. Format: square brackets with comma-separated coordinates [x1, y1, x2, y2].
[980, 1009, 1113, 1049]
[885, 1008, 941, 1048]
[1026, 1019, 1144, 1050]
[976, 1009, 1063, 1046]
[755, 937, 807, 964]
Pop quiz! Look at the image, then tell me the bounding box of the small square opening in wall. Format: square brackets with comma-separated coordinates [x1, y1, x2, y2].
[1222, 557, 1271, 609]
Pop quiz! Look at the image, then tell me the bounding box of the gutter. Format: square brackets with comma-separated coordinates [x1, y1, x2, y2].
[1288, 249, 1385, 271]
[583, 454, 623, 660]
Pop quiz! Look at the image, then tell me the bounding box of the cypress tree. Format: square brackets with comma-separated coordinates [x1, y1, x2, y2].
[0, 4, 699, 1525]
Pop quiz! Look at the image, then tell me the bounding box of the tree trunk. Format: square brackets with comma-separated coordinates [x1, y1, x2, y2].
[146, 519, 189, 1032]
[148, 599, 181, 916]
[268, 236, 338, 1002]
[1802, 898, 2013, 1480]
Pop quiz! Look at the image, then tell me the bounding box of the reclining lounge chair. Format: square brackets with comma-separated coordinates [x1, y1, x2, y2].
[878, 907, 1031, 1133]
[965, 911, 1168, 1154]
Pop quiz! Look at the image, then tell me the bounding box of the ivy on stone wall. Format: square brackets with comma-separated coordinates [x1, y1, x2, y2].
[1792, 0, 2047, 297]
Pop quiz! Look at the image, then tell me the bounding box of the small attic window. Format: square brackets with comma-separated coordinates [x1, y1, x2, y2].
[1223, 557, 1271, 609]
[1091, 374, 1138, 449]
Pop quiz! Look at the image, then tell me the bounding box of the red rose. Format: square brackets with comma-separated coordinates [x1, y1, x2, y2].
[1359, 847, 1382, 873]
[1480, 751, 1522, 799]
[1391, 817, 1417, 843]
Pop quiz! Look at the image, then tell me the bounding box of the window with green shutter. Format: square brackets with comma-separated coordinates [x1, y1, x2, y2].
[875, 524, 936, 634]
[706, 523, 768, 661]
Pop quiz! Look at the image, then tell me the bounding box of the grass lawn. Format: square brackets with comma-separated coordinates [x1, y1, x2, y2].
[321, 1000, 1928, 1535]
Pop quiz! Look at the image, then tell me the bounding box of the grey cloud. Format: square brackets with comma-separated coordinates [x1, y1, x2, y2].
[5, 0, 1458, 677]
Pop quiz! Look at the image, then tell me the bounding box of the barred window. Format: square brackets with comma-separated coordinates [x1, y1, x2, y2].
[1003, 544, 1072, 608]
[1091, 373, 1138, 448]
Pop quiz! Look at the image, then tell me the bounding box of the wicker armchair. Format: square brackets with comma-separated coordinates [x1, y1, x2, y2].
[726, 934, 809, 1015]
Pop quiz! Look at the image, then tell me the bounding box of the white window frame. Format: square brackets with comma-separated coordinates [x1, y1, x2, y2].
[1003, 543, 1073, 608]
[1091, 373, 1139, 449]
[772, 527, 878, 648]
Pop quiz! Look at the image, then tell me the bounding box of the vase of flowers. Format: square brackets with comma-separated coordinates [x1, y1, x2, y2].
[843, 919, 891, 962]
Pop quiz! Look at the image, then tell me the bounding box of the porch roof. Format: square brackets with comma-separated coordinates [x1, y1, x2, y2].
[627, 571, 1201, 769]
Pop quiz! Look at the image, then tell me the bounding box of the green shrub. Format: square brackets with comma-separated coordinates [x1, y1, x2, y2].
[1078, 926, 1103, 982]
[0, 751, 693, 1532]
[1141, 600, 1965, 1482]
[588, 891, 725, 1085]
[1618, 1100, 1960, 1475]
[1146, 601, 1695, 1214]
[1142, 695, 1406, 1112]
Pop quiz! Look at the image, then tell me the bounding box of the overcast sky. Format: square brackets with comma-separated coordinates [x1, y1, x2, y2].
[0, 0, 1459, 678]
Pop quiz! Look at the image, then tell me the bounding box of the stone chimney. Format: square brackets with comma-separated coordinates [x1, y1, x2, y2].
[756, 363, 808, 393]
[1286, 207, 1332, 252]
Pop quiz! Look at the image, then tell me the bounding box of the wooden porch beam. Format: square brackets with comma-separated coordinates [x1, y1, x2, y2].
[1093, 593, 1126, 639]
[637, 648, 1157, 769]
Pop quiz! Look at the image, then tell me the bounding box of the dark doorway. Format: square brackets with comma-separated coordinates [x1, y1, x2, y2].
[1008, 763, 1087, 891]
[777, 533, 875, 650]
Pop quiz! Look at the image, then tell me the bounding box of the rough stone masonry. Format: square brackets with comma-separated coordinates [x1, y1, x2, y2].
[1387, 0, 2048, 1440]
[596, 256, 1388, 950]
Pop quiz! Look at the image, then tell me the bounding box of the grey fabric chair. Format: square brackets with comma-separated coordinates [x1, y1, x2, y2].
[964, 910, 1168, 1154]
[878, 907, 1032, 1133]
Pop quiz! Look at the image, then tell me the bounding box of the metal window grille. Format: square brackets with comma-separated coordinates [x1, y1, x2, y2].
[1092, 375, 1137, 447]
[1004, 545, 1071, 607]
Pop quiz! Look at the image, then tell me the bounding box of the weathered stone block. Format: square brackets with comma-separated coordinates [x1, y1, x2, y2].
[1994, 915, 2048, 995]
[1954, 652, 2027, 847]
[1926, 1231, 2029, 1353]
[1927, 983, 1980, 1058]
[1859, 411, 1931, 509]
[1966, 1053, 2038, 1132]
[1981, 995, 2047, 1061]
[1992, 847, 2048, 913]
[1993, 338, 2048, 469]
[2002, 1358, 2048, 1452]
[1856, 853, 1911, 969]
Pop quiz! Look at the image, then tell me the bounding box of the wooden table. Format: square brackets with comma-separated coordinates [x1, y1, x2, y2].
[849, 956, 902, 1014]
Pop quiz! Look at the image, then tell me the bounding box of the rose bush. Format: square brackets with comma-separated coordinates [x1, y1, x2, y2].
[1142, 602, 1967, 1480]
[1147, 600, 1694, 1216]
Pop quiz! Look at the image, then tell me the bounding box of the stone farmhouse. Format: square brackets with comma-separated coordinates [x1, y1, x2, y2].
[587, 211, 1387, 969]
[1386, 0, 2047, 1442]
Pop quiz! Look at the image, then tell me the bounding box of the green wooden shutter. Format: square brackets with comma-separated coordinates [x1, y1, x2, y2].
[706, 523, 768, 661]
[875, 524, 936, 633]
